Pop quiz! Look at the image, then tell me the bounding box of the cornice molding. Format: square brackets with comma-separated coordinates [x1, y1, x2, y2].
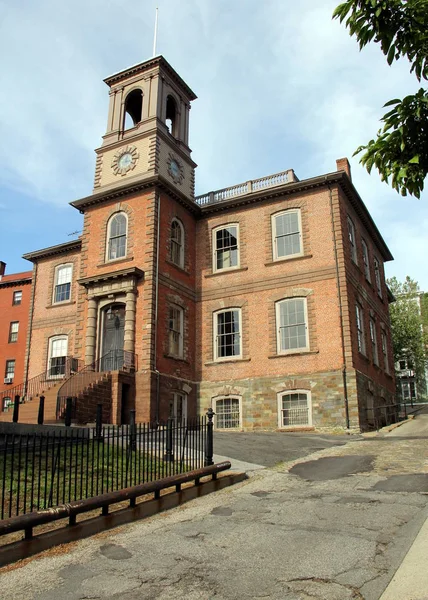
[78, 267, 144, 288]
[22, 240, 82, 263]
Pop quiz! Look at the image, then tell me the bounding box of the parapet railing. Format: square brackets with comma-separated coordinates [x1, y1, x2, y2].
[195, 169, 295, 206]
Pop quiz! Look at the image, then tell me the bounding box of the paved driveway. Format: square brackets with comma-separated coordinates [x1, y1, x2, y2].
[213, 430, 362, 467]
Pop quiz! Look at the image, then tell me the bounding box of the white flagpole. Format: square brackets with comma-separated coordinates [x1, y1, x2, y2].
[153, 7, 159, 57]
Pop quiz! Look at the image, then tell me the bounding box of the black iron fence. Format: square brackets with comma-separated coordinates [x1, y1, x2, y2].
[0, 414, 213, 520]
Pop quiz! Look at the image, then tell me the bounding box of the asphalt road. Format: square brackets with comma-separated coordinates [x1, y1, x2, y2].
[1, 415, 428, 599]
[213, 429, 362, 467]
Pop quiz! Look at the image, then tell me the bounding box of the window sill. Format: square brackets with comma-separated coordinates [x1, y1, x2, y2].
[205, 358, 251, 366]
[265, 254, 312, 267]
[268, 350, 318, 359]
[278, 426, 315, 432]
[358, 351, 370, 362]
[47, 301, 76, 309]
[98, 256, 134, 268]
[165, 259, 190, 275]
[163, 354, 189, 364]
[205, 267, 248, 279]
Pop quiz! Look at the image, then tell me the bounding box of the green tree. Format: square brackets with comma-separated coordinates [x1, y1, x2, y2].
[333, 0, 428, 198]
[387, 276, 427, 395]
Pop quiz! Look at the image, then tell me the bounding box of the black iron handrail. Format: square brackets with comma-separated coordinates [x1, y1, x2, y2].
[1, 357, 83, 412]
[55, 350, 137, 420]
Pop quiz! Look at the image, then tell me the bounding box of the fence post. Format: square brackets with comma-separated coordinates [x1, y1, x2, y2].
[204, 408, 215, 467]
[129, 409, 137, 452]
[95, 403, 103, 440]
[12, 395, 20, 423]
[38, 395, 45, 425]
[163, 417, 174, 462]
[65, 397, 73, 427]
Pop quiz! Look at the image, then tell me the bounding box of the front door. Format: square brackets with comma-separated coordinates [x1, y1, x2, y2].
[170, 392, 187, 424]
[101, 304, 125, 370]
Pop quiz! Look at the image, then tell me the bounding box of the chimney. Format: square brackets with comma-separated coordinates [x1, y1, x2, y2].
[0, 261, 5, 280]
[336, 157, 352, 181]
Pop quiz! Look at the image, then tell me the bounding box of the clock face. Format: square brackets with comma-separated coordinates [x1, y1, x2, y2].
[170, 159, 180, 178]
[118, 152, 133, 170]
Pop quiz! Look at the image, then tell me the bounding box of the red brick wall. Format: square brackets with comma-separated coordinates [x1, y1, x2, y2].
[27, 251, 80, 379]
[0, 275, 32, 393]
[196, 187, 344, 382]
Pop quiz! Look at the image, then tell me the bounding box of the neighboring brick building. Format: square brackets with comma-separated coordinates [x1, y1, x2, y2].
[1, 55, 396, 431]
[0, 262, 32, 409]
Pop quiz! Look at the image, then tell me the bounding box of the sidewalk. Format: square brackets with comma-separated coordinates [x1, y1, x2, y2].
[380, 510, 428, 600]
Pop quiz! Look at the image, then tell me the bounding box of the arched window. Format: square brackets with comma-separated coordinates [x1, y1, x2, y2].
[166, 95, 178, 136]
[123, 89, 143, 130]
[170, 219, 184, 267]
[277, 390, 312, 428]
[107, 212, 127, 261]
[53, 263, 73, 304]
[48, 335, 68, 378]
[213, 396, 241, 429]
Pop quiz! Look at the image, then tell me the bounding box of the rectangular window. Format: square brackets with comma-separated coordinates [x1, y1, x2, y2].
[8, 321, 19, 343]
[215, 309, 241, 360]
[370, 319, 378, 365]
[12, 291, 22, 305]
[347, 217, 357, 264]
[381, 331, 389, 374]
[279, 392, 311, 427]
[168, 306, 184, 358]
[273, 210, 302, 260]
[374, 257, 382, 298]
[48, 337, 68, 377]
[276, 298, 308, 353]
[5, 360, 15, 379]
[356, 304, 366, 354]
[215, 397, 241, 429]
[214, 225, 239, 271]
[169, 392, 187, 423]
[54, 264, 72, 304]
[361, 239, 371, 282]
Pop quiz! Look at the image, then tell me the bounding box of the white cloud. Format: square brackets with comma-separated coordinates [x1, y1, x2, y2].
[0, 0, 426, 286]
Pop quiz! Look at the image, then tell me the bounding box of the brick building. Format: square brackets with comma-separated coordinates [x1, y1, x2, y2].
[0, 262, 32, 409]
[0, 56, 396, 431]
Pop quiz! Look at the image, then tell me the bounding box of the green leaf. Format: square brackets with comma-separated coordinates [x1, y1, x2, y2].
[409, 156, 420, 164]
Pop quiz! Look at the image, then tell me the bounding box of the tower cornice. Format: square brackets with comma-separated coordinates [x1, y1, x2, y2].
[103, 55, 197, 101]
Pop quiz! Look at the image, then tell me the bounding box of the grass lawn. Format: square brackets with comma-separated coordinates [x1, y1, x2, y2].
[0, 438, 182, 520]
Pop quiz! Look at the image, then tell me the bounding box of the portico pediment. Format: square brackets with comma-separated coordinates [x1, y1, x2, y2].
[78, 267, 144, 298]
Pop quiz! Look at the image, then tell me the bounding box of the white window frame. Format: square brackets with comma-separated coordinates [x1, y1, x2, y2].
[275, 298, 309, 354]
[8, 321, 19, 343]
[47, 335, 68, 379]
[170, 218, 185, 268]
[106, 212, 128, 262]
[272, 209, 303, 261]
[213, 396, 242, 430]
[168, 304, 184, 358]
[347, 216, 358, 264]
[213, 308, 242, 361]
[374, 257, 383, 298]
[5, 360, 15, 380]
[355, 304, 366, 355]
[53, 263, 73, 304]
[361, 239, 371, 282]
[381, 330, 389, 374]
[277, 390, 312, 429]
[212, 224, 240, 272]
[12, 290, 22, 305]
[370, 318, 379, 366]
[169, 391, 187, 424]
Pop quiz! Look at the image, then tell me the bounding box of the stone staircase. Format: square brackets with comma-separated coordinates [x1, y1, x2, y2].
[72, 374, 113, 424]
[0, 381, 63, 424]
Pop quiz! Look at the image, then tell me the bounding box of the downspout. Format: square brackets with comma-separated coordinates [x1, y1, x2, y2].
[327, 180, 350, 429]
[23, 262, 37, 398]
[154, 192, 161, 423]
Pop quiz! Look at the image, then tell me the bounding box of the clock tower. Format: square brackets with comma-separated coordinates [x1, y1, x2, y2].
[93, 56, 197, 200]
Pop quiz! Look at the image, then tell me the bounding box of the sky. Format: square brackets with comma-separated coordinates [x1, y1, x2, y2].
[0, 0, 427, 288]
